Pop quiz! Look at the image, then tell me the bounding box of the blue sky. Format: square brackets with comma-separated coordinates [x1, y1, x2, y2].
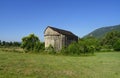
[0, 0, 120, 42]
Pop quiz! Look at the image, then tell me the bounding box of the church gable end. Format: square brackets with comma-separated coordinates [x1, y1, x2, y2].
[44, 26, 60, 36]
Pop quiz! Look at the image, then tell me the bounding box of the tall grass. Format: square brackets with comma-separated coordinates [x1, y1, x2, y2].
[0, 50, 120, 78]
[0, 47, 23, 53]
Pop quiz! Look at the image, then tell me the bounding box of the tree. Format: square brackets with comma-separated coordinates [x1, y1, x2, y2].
[13, 42, 21, 47]
[81, 37, 100, 51]
[113, 39, 120, 51]
[0, 40, 1, 46]
[2, 41, 6, 46]
[100, 31, 120, 49]
[21, 34, 41, 52]
[78, 37, 97, 54]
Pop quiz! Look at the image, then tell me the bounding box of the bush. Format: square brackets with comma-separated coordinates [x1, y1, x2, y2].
[45, 45, 56, 54]
[34, 42, 45, 52]
[61, 38, 96, 56]
[62, 42, 80, 55]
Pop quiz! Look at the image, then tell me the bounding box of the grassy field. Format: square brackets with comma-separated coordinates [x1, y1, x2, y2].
[0, 50, 120, 78]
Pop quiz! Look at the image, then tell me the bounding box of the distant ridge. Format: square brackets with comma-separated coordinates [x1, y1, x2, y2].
[84, 24, 120, 38]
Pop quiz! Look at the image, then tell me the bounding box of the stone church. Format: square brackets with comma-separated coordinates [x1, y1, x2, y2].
[44, 26, 78, 51]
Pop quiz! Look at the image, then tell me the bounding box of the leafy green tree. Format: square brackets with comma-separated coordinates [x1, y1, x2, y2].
[100, 31, 120, 49]
[80, 37, 100, 52]
[13, 42, 21, 47]
[21, 34, 41, 52]
[113, 39, 120, 51]
[2, 41, 6, 46]
[0, 40, 21, 47]
[0, 40, 1, 46]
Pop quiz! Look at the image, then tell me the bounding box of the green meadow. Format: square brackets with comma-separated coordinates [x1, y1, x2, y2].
[0, 50, 120, 78]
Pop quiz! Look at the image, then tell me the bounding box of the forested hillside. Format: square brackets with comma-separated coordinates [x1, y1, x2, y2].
[85, 24, 120, 38]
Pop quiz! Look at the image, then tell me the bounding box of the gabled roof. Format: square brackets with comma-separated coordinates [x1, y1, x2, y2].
[44, 26, 78, 38]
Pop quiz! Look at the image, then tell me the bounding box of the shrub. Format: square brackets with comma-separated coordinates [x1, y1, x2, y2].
[65, 42, 80, 55]
[61, 38, 96, 56]
[45, 45, 56, 54]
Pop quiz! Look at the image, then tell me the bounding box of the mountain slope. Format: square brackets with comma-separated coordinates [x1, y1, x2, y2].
[84, 24, 120, 38]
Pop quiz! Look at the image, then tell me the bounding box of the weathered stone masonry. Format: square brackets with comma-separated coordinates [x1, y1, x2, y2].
[44, 26, 78, 51]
